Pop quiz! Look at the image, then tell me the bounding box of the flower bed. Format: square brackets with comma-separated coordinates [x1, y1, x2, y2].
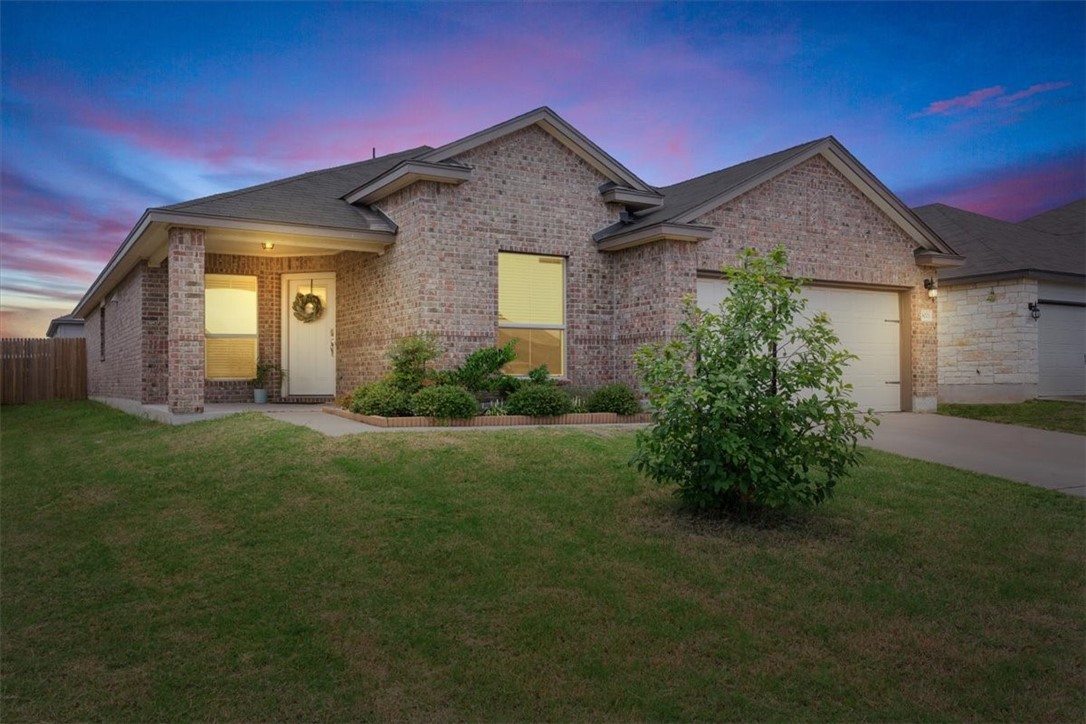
[324, 406, 650, 428]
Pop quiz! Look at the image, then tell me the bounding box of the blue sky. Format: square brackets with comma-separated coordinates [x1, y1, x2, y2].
[2, 1, 1083, 336]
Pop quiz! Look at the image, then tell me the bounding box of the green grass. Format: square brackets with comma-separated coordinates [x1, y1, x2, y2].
[938, 399, 1086, 435]
[2, 401, 1084, 721]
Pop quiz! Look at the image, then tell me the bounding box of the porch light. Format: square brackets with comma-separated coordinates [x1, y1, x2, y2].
[262, 242, 275, 251]
[923, 278, 938, 299]
[1028, 302, 1041, 320]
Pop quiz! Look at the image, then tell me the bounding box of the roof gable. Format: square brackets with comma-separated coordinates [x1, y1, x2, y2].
[595, 137, 957, 256]
[419, 106, 654, 193]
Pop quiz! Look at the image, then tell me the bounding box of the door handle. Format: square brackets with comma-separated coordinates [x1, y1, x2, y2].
[330, 328, 336, 356]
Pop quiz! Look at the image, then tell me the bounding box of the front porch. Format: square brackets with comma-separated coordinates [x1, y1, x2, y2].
[157, 225, 386, 413]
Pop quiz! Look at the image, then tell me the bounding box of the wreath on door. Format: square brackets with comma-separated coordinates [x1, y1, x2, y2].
[292, 284, 324, 324]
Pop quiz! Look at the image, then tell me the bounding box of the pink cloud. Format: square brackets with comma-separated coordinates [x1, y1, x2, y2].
[902, 154, 1086, 221]
[917, 86, 1005, 116]
[913, 81, 1071, 118]
[998, 81, 1073, 105]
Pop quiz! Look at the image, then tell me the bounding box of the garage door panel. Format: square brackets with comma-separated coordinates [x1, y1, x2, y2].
[697, 280, 902, 412]
[1039, 303, 1086, 397]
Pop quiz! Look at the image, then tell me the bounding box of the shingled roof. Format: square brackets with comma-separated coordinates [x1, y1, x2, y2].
[595, 138, 827, 240]
[161, 146, 433, 231]
[913, 201, 1086, 283]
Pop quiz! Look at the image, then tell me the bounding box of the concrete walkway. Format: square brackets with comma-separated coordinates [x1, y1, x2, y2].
[868, 413, 1086, 497]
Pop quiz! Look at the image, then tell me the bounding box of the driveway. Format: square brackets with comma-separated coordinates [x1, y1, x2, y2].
[869, 413, 1086, 497]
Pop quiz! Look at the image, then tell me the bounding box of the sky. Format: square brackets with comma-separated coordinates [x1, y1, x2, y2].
[1, 1, 1083, 338]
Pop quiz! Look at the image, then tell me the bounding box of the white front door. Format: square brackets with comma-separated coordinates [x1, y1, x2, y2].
[283, 273, 336, 396]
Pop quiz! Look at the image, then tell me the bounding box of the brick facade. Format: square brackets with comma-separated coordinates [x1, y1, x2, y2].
[689, 157, 939, 410]
[167, 227, 206, 413]
[85, 264, 145, 401]
[86, 126, 940, 412]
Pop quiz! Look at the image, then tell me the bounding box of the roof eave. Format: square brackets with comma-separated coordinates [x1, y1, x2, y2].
[599, 186, 664, 210]
[941, 269, 1086, 287]
[914, 249, 966, 268]
[72, 210, 398, 319]
[342, 160, 472, 205]
[595, 222, 714, 252]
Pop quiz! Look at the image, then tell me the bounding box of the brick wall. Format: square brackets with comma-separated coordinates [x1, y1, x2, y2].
[141, 264, 168, 403]
[610, 240, 698, 386]
[690, 156, 939, 409]
[167, 227, 205, 413]
[938, 278, 1039, 402]
[86, 264, 144, 400]
[372, 125, 623, 387]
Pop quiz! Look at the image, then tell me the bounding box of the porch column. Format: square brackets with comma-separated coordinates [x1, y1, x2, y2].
[167, 226, 205, 413]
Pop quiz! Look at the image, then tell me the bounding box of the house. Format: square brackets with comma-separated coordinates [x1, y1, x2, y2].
[45, 315, 85, 339]
[914, 200, 1086, 402]
[71, 107, 962, 414]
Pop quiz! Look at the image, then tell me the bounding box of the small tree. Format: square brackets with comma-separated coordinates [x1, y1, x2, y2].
[633, 247, 877, 512]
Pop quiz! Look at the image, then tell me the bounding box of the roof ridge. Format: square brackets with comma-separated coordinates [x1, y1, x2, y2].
[163, 145, 432, 210]
[659, 136, 830, 192]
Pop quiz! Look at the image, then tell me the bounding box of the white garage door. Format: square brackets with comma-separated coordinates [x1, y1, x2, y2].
[1039, 303, 1086, 397]
[696, 280, 902, 412]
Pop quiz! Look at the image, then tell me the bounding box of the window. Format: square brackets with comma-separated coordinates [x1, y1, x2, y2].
[205, 274, 258, 379]
[498, 252, 565, 376]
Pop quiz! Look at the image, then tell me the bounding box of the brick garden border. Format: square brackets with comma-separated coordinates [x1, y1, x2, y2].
[324, 406, 651, 428]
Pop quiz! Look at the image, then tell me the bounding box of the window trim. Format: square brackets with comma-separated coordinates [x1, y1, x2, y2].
[497, 251, 567, 377]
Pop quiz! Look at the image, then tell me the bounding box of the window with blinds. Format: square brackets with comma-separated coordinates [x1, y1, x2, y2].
[498, 252, 565, 376]
[205, 274, 258, 379]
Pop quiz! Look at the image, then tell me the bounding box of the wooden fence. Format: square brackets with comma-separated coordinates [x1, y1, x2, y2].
[0, 338, 87, 404]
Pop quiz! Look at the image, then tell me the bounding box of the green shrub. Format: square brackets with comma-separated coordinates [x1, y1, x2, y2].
[587, 383, 641, 415]
[634, 246, 877, 513]
[453, 341, 517, 391]
[527, 364, 554, 385]
[350, 381, 411, 417]
[410, 385, 479, 419]
[491, 374, 523, 398]
[505, 384, 573, 417]
[388, 333, 441, 393]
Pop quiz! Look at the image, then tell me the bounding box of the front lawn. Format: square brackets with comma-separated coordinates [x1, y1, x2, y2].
[938, 399, 1086, 435]
[2, 402, 1083, 721]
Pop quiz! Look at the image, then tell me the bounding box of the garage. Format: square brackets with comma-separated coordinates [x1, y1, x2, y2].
[696, 279, 903, 412]
[1038, 301, 1086, 397]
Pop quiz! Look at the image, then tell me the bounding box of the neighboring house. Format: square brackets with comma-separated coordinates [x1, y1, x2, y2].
[915, 200, 1086, 402]
[45, 315, 85, 339]
[71, 107, 962, 414]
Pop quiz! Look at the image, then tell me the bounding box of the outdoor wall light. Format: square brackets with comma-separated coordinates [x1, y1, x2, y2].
[923, 278, 938, 299]
[262, 242, 275, 251]
[1028, 302, 1041, 320]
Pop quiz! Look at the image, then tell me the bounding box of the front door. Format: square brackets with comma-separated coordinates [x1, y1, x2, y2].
[284, 273, 335, 396]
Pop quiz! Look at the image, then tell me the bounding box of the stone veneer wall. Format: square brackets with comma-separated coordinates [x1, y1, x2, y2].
[689, 156, 939, 410]
[938, 278, 1039, 403]
[86, 264, 145, 401]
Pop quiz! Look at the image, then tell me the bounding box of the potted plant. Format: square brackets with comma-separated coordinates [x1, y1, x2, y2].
[251, 361, 285, 404]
